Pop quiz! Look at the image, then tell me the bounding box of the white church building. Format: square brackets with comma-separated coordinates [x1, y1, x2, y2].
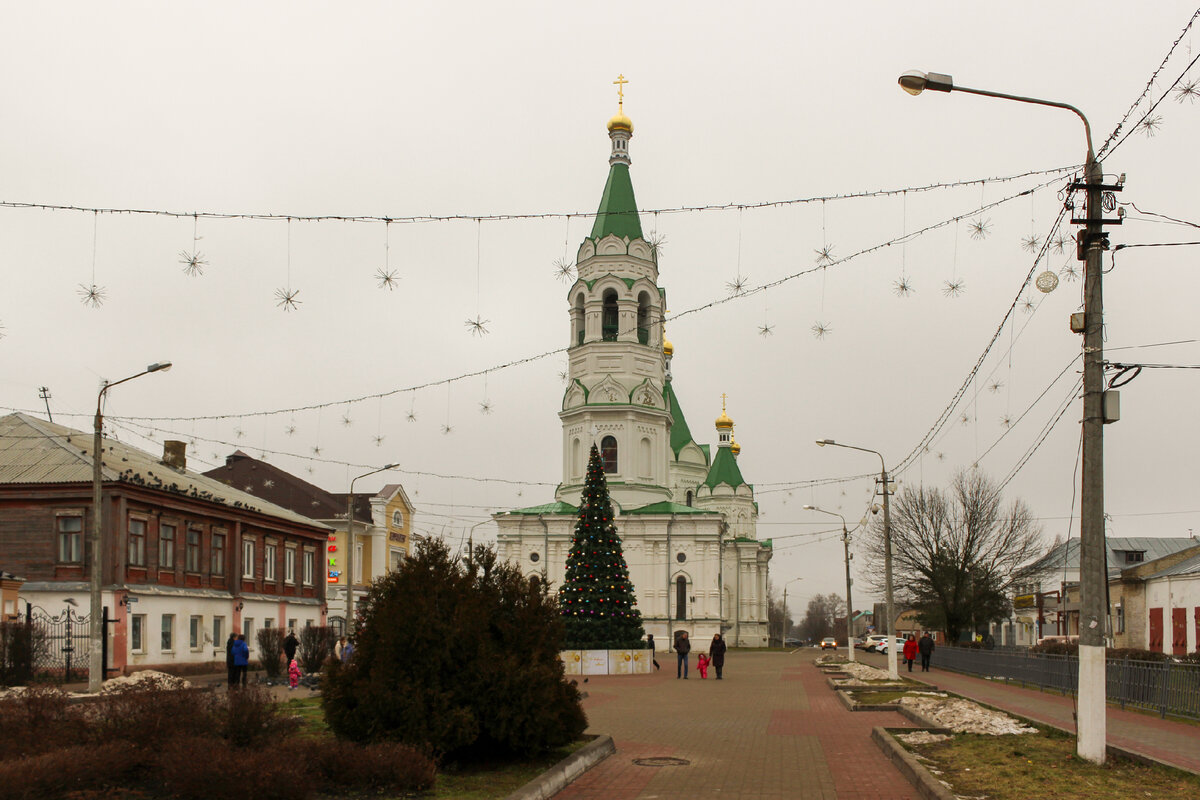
[495, 97, 772, 648]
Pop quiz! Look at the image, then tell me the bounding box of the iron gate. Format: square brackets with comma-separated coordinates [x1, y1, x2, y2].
[28, 605, 92, 682]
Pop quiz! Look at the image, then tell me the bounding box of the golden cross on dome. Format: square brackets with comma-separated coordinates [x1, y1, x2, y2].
[613, 74, 629, 108]
[721, 392, 728, 411]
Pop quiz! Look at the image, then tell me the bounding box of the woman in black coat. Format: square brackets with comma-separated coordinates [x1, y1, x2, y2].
[709, 633, 727, 680]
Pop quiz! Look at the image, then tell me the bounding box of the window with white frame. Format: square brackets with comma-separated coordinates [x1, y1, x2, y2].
[264, 543, 277, 582]
[287, 618, 296, 630]
[161, 614, 175, 651]
[242, 618, 254, 645]
[354, 542, 364, 583]
[285, 548, 296, 584]
[213, 616, 224, 648]
[263, 618, 273, 629]
[131, 614, 145, 652]
[128, 517, 146, 566]
[242, 540, 255, 579]
[189, 615, 202, 649]
[186, 529, 201, 572]
[159, 523, 176, 570]
[211, 531, 226, 575]
[57, 514, 83, 563]
[303, 551, 314, 585]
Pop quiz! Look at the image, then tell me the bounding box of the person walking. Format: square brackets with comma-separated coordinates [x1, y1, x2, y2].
[709, 633, 727, 680]
[287, 657, 302, 690]
[918, 632, 935, 672]
[283, 629, 299, 665]
[231, 633, 250, 688]
[225, 631, 238, 689]
[646, 634, 661, 671]
[902, 634, 918, 672]
[674, 632, 691, 679]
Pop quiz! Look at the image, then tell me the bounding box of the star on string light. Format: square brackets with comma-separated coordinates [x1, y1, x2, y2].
[441, 424, 453, 435]
[1021, 298, 1037, 313]
[284, 425, 296, 436]
[275, 287, 301, 311]
[959, 413, 971, 426]
[726, 275, 749, 296]
[988, 381, 1004, 393]
[936, 452, 946, 462]
[1174, 78, 1200, 104]
[1020, 234, 1043, 253]
[258, 451, 268, 460]
[311, 446, 322, 456]
[306, 466, 315, 475]
[234, 428, 245, 439]
[1138, 114, 1164, 137]
[1000, 415, 1013, 428]
[1060, 264, 1080, 282]
[942, 279, 966, 297]
[559, 368, 570, 383]
[375, 267, 400, 290]
[479, 400, 493, 414]
[464, 316, 490, 337]
[813, 245, 835, 265]
[373, 435, 385, 446]
[406, 410, 417, 423]
[78, 283, 107, 308]
[187, 438, 197, 448]
[553, 257, 575, 282]
[811, 321, 832, 340]
[893, 277, 914, 297]
[969, 218, 992, 240]
[516, 489, 523, 497]
[341, 415, 353, 427]
[647, 230, 667, 259]
[1051, 233, 1073, 254]
[758, 323, 775, 337]
[178, 250, 207, 277]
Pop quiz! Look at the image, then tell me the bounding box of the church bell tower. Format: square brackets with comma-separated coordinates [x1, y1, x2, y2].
[556, 76, 673, 511]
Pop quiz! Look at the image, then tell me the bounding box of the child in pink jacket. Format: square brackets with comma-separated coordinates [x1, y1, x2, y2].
[288, 657, 302, 690]
[696, 653, 710, 679]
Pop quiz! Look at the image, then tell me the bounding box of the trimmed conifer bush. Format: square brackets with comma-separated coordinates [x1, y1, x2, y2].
[321, 537, 586, 761]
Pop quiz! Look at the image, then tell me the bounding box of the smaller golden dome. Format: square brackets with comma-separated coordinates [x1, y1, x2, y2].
[731, 438, 741, 456]
[715, 394, 734, 429]
[663, 339, 674, 357]
[607, 111, 633, 133]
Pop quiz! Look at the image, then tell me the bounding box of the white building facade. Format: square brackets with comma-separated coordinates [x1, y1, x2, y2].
[495, 104, 771, 647]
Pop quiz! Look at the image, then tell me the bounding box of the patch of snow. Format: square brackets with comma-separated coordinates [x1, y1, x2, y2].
[99, 670, 192, 694]
[899, 695, 1037, 735]
[896, 730, 951, 745]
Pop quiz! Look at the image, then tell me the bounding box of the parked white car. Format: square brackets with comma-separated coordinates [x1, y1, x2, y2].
[873, 637, 907, 655]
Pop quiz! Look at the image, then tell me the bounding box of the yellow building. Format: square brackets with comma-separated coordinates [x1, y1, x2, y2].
[324, 484, 416, 627]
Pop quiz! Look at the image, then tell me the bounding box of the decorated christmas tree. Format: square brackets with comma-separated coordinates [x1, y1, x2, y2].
[559, 443, 645, 649]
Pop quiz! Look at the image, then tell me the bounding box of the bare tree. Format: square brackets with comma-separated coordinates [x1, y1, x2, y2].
[863, 470, 1044, 644]
[798, 593, 845, 642]
[766, 581, 793, 646]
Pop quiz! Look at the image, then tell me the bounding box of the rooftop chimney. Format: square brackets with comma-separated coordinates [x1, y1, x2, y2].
[163, 440, 186, 471]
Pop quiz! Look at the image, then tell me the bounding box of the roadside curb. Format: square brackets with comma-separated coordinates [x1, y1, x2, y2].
[871, 727, 958, 800]
[503, 734, 616, 800]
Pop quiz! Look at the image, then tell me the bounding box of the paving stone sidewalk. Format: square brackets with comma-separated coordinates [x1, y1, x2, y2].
[860, 650, 1200, 774]
[556, 650, 917, 800]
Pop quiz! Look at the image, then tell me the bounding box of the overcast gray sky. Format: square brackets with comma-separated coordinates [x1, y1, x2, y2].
[2, 2, 1198, 612]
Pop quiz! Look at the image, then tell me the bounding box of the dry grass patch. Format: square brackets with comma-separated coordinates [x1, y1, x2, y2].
[907, 729, 1200, 799]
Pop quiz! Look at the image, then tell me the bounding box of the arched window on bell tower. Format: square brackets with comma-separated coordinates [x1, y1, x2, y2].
[637, 291, 651, 345]
[601, 435, 618, 473]
[572, 292, 586, 345]
[601, 289, 619, 341]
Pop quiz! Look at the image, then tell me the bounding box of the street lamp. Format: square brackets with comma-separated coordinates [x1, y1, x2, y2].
[815, 439, 897, 679]
[90, 360, 172, 692]
[345, 463, 398, 636]
[803, 505, 857, 664]
[898, 69, 1113, 765]
[780, 577, 803, 648]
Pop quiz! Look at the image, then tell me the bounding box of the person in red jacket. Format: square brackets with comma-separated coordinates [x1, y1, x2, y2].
[902, 635, 919, 672]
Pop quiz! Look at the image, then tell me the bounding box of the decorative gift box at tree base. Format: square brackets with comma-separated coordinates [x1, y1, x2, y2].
[561, 649, 653, 675]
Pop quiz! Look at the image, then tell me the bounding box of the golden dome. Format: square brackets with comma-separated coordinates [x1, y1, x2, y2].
[731, 438, 741, 456]
[607, 111, 633, 133]
[663, 339, 674, 357]
[715, 394, 734, 429]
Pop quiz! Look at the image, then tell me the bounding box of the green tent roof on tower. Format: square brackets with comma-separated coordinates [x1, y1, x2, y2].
[664, 381, 704, 462]
[703, 446, 748, 490]
[590, 162, 643, 242]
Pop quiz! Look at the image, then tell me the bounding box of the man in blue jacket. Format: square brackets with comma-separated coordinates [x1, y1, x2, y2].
[232, 633, 250, 688]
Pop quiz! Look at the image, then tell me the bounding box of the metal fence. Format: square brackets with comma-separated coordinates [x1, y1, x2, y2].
[935, 646, 1200, 721]
[27, 605, 92, 682]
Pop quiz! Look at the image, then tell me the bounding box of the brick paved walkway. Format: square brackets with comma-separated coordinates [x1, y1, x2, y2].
[556, 650, 917, 800]
[859, 651, 1200, 774]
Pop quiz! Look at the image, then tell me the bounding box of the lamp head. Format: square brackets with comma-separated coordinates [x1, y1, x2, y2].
[383, 463, 399, 470]
[898, 70, 954, 95]
[802, 504, 816, 511]
[816, 439, 834, 447]
[147, 361, 172, 373]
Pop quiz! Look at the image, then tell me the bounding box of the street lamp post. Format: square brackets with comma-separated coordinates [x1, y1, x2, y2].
[345, 463, 398, 636]
[803, 505, 856, 664]
[816, 439, 896, 679]
[781, 577, 803, 648]
[90, 361, 172, 692]
[898, 69, 1115, 764]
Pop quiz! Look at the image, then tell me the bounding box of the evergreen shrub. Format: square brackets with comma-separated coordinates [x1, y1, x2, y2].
[321, 537, 586, 761]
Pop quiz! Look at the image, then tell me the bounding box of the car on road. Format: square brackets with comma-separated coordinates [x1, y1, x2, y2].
[863, 634, 889, 651]
[820, 637, 838, 649]
[784, 637, 802, 649]
[873, 637, 907, 655]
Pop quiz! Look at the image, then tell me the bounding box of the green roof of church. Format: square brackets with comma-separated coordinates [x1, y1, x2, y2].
[664, 382, 703, 461]
[703, 446, 747, 489]
[624, 501, 719, 515]
[502, 501, 578, 515]
[590, 162, 643, 241]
